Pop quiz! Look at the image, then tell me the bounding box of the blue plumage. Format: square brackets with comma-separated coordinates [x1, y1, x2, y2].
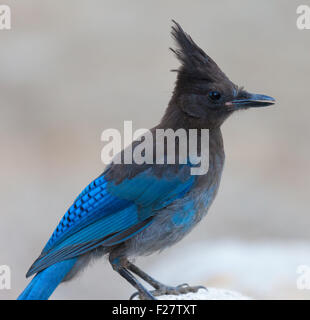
[18, 258, 77, 300]
[19, 161, 199, 299]
[22, 164, 198, 287]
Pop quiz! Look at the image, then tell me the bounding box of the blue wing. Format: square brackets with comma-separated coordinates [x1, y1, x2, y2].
[27, 165, 195, 277]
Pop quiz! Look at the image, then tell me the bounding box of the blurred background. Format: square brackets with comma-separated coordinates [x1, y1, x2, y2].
[0, 1, 309, 299]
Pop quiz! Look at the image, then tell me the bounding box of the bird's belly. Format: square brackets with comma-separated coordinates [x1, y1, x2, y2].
[124, 188, 216, 257]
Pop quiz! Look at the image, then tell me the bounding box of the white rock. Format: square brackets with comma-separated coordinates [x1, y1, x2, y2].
[134, 288, 252, 300]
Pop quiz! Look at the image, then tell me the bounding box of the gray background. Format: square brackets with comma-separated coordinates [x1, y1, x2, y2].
[0, 1, 309, 299]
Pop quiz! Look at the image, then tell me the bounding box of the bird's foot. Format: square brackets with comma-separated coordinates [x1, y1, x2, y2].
[129, 290, 156, 300]
[152, 283, 207, 296]
[130, 283, 206, 300]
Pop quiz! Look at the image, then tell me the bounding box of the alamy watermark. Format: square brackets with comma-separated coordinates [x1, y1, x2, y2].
[0, 265, 11, 290]
[0, 5, 11, 30]
[101, 121, 209, 175]
[297, 5, 310, 29]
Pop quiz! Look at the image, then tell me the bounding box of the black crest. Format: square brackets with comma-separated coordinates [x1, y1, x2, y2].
[170, 20, 228, 82]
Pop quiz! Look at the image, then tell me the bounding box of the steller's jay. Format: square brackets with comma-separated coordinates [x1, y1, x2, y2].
[18, 21, 275, 300]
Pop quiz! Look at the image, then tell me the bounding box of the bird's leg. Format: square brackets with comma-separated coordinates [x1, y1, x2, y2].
[109, 255, 156, 300]
[126, 260, 206, 299]
[127, 261, 165, 290]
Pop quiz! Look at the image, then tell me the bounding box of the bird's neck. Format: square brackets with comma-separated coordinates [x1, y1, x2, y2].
[208, 126, 225, 176]
[159, 100, 225, 160]
[158, 99, 225, 190]
[160, 100, 194, 130]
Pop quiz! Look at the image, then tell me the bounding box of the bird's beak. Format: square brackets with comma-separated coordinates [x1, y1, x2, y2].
[226, 92, 275, 110]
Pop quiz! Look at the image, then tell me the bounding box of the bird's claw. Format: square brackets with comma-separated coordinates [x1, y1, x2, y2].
[153, 284, 206, 296]
[176, 283, 189, 288]
[129, 291, 156, 300]
[130, 283, 207, 299]
[129, 291, 140, 300]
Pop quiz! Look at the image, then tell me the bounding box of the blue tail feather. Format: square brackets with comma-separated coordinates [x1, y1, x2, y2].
[18, 258, 77, 300]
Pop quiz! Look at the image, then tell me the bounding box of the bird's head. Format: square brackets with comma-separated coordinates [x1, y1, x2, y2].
[167, 21, 275, 129]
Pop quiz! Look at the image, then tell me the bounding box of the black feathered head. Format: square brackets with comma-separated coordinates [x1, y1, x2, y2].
[164, 21, 275, 128]
[170, 20, 229, 84]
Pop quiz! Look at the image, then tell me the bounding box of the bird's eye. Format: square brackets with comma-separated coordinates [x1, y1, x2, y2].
[208, 91, 221, 101]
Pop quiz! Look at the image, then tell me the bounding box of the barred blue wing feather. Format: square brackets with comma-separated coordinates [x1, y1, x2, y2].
[26, 165, 196, 277]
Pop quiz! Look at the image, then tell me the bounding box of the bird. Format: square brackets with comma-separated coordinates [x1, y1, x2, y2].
[18, 21, 275, 300]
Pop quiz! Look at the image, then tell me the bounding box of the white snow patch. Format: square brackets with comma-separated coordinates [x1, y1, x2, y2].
[134, 288, 251, 300]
